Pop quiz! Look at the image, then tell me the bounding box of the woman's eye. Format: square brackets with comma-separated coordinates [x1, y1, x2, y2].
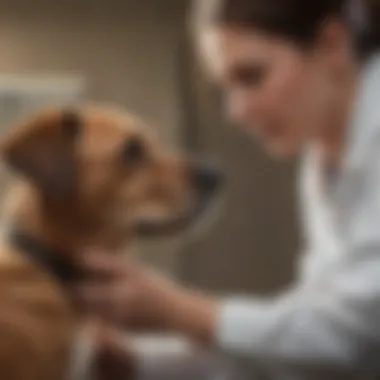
[122, 137, 145, 164]
[231, 64, 267, 88]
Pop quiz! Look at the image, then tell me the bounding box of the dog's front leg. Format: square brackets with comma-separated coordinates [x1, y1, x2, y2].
[91, 324, 136, 380]
[93, 328, 136, 380]
[70, 320, 136, 380]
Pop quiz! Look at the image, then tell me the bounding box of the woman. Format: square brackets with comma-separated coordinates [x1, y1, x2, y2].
[78, 0, 380, 378]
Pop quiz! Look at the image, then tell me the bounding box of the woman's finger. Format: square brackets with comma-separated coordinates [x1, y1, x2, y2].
[75, 283, 133, 323]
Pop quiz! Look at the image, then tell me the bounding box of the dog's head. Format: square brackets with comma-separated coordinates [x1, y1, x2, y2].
[0, 106, 222, 248]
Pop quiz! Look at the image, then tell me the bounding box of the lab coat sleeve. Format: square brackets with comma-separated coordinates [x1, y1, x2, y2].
[217, 148, 380, 374]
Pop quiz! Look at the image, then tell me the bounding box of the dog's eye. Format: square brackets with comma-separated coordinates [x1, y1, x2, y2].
[122, 138, 145, 164]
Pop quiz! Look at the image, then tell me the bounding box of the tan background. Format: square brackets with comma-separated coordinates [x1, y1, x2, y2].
[0, 0, 300, 294]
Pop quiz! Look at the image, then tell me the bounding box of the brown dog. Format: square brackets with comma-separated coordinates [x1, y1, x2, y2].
[0, 105, 222, 379]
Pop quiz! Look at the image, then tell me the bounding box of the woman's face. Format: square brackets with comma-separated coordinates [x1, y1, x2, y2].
[204, 26, 350, 157]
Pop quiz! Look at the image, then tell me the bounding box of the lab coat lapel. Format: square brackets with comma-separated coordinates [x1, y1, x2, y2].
[335, 53, 380, 231]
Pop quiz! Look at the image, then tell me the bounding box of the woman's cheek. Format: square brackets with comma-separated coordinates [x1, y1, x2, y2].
[264, 82, 311, 154]
[263, 74, 299, 131]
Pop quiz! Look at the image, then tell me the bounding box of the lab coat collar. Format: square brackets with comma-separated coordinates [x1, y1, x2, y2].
[344, 52, 380, 171]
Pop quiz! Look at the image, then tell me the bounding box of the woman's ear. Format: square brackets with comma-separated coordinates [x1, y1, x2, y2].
[0, 109, 81, 198]
[314, 19, 353, 68]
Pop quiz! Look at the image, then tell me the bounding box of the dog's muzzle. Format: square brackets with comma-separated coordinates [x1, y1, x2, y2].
[136, 161, 224, 237]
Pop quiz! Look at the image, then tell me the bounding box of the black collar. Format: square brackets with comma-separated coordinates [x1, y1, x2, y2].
[9, 228, 81, 286]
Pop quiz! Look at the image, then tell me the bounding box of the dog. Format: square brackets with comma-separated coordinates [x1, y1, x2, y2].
[0, 104, 222, 379]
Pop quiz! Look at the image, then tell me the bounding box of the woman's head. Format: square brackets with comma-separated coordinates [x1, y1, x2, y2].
[194, 0, 380, 157]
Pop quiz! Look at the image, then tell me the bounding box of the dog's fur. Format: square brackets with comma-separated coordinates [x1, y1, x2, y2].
[0, 105, 220, 379]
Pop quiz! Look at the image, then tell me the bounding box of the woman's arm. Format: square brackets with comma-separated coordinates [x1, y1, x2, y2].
[78, 147, 380, 379]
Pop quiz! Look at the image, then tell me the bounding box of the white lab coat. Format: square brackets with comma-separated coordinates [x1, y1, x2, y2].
[133, 52, 380, 380]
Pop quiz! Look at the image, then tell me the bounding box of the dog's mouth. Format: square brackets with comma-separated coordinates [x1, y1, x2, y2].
[136, 163, 224, 237]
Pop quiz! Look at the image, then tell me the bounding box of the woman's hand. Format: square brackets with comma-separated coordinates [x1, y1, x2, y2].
[76, 251, 219, 345]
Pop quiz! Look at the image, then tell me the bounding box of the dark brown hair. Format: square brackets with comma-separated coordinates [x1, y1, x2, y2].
[195, 0, 380, 58]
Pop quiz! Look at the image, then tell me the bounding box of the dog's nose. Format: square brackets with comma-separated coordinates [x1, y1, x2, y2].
[190, 162, 224, 195]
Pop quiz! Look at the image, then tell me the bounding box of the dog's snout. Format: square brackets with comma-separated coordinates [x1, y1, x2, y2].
[190, 162, 223, 195]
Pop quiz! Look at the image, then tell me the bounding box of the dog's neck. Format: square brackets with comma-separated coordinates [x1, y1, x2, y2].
[9, 228, 82, 286]
[2, 183, 132, 260]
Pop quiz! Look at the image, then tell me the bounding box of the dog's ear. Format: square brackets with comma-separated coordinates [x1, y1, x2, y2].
[0, 109, 81, 198]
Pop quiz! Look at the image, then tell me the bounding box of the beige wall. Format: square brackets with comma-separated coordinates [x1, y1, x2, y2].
[0, 0, 189, 275]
